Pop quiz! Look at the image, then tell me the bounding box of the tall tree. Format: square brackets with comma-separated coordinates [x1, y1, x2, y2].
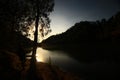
[29, 0, 54, 62]
[0, 0, 54, 58]
[0, 0, 54, 79]
[26, 0, 54, 80]
[27, 0, 54, 79]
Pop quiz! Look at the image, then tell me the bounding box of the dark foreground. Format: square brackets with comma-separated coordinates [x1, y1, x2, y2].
[0, 50, 80, 80]
[1, 50, 120, 80]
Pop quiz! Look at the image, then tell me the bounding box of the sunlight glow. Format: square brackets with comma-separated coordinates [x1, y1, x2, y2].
[27, 24, 43, 42]
[36, 48, 49, 62]
[27, 13, 71, 42]
[36, 53, 44, 62]
[27, 25, 35, 41]
[49, 13, 70, 35]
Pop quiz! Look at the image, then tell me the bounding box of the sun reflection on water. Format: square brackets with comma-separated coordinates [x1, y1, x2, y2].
[36, 54, 44, 62]
[36, 48, 49, 62]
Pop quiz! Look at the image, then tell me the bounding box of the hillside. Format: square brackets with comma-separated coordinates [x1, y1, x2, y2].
[41, 12, 120, 63]
[42, 12, 120, 45]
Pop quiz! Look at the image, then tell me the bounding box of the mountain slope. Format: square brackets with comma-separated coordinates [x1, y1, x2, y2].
[41, 12, 120, 63]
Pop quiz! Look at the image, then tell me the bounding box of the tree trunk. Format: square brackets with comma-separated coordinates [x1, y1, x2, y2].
[28, 0, 43, 80]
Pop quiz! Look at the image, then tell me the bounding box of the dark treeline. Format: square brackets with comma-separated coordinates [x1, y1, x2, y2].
[0, 31, 33, 52]
[41, 12, 120, 63]
[0, 0, 43, 80]
[0, 0, 35, 53]
[0, 24, 33, 80]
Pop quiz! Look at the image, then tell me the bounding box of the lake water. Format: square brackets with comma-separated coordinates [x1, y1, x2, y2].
[36, 47, 82, 73]
[35, 48, 120, 79]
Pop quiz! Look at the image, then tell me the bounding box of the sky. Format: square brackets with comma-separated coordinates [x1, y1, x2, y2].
[48, 0, 120, 36]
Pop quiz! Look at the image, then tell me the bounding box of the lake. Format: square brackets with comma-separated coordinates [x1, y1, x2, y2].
[36, 47, 82, 74]
[35, 47, 120, 79]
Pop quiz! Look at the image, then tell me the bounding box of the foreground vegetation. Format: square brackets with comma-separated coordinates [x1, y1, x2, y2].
[0, 51, 80, 80]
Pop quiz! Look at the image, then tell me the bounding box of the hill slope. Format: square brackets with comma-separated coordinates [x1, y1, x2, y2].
[41, 12, 120, 63]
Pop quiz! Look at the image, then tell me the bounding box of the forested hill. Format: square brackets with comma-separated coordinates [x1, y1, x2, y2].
[41, 12, 120, 47]
[41, 12, 120, 63]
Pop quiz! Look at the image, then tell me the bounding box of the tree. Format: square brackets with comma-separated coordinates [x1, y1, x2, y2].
[0, 0, 54, 79]
[26, 0, 54, 79]
[0, 0, 54, 37]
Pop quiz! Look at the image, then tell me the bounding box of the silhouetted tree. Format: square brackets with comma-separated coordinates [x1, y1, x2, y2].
[26, 0, 54, 80]
[0, 0, 54, 79]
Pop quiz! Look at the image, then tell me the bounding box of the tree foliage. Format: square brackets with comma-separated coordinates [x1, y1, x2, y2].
[0, 0, 54, 36]
[0, 1, 54, 78]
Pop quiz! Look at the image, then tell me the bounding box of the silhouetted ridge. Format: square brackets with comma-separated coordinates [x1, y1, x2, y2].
[41, 12, 120, 63]
[42, 12, 120, 45]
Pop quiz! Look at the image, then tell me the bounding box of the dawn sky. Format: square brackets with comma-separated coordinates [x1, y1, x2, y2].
[49, 0, 120, 36]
